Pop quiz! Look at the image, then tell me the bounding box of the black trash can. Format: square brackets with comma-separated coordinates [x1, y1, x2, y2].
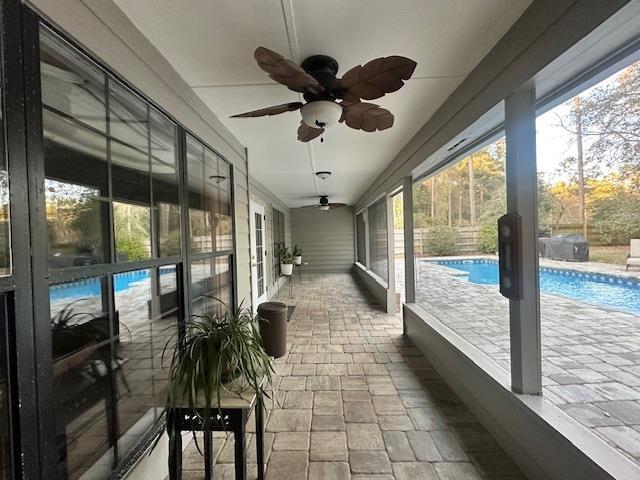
[257, 301, 287, 358]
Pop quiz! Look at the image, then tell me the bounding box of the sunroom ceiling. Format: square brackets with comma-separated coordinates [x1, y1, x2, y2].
[114, 0, 532, 207]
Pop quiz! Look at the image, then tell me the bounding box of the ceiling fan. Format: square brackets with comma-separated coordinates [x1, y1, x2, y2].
[230, 47, 417, 142]
[302, 195, 346, 211]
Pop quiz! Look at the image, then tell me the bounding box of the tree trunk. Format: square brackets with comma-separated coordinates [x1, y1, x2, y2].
[573, 96, 587, 239]
[430, 177, 435, 220]
[468, 155, 476, 226]
[458, 191, 463, 224]
[446, 172, 452, 227]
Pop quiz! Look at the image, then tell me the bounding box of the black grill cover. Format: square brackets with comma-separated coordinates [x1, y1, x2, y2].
[539, 234, 589, 262]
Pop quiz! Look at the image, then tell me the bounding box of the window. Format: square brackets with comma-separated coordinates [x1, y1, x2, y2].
[413, 137, 509, 371]
[272, 208, 285, 283]
[36, 25, 235, 478]
[356, 212, 366, 265]
[368, 198, 388, 282]
[535, 61, 640, 459]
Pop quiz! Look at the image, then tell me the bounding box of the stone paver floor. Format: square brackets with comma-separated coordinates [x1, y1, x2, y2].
[408, 257, 640, 467]
[176, 273, 526, 479]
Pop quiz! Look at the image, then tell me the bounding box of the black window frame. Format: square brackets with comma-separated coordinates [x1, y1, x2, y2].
[0, 3, 239, 478]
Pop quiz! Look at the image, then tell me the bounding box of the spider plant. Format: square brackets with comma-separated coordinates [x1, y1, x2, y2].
[165, 300, 274, 412]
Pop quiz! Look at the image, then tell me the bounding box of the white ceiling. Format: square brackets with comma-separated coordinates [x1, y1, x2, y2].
[114, 0, 531, 207]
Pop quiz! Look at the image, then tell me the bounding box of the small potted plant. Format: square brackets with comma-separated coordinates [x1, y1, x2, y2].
[165, 300, 274, 413]
[293, 245, 303, 266]
[278, 246, 294, 276]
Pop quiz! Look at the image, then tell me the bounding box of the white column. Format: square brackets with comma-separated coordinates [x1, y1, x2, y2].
[505, 85, 542, 395]
[402, 176, 415, 304]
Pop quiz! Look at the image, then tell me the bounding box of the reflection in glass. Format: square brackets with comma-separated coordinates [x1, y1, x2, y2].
[215, 255, 233, 311]
[40, 25, 107, 133]
[216, 160, 233, 251]
[114, 267, 177, 462]
[111, 140, 151, 205]
[356, 212, 366, 264]
[151, 110, 181, 257]
[114, 202, 152, 262]
[0, 81, 9, 276]
[44, 110, 110, 268]
[50, 277, 113, 479]
[0, 296, 11, 478]
[368, 198, 388, 282]
[190, 258, 216, 315]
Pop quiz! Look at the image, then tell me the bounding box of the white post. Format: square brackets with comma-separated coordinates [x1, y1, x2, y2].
[505, 85, 542, 395]
[403, 177, 415, 304]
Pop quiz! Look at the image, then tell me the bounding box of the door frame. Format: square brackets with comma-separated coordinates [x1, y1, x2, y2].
[249, 202, 267, 312]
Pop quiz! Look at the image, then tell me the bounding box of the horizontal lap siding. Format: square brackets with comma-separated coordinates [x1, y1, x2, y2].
[291, 206, 355, 273]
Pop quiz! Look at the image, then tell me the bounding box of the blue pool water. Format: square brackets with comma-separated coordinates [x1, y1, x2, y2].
[50, 269, 173, 302]
[429, 259, 640, 314]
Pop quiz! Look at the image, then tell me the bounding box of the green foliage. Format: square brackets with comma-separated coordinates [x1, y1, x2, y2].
[590, 194, 640, 245]
[277, 246, 293, 264]
[116, 234, 148, 261]
[293, 245, 303, 256]
[425, 226, 459, 256]
[165, 302, 274, 413]
[478, 222, 498, 254]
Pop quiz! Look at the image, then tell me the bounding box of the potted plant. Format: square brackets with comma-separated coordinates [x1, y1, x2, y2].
[293, 245, 303, 266]
[165, 301, 274, 413]
[278, 246, 294, 276]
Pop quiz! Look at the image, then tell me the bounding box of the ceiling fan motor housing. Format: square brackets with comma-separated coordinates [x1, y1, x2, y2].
[319, 195, 329, 206]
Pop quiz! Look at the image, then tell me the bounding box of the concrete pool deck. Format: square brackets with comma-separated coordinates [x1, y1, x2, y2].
[399, 256, 640, 466]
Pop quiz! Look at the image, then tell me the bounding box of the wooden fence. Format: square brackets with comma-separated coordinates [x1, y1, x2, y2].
[394, 223, 611, 257]
[394, 226, 481, 257]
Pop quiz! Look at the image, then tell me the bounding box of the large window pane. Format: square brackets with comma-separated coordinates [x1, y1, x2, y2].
[43, 110, 110, 268]
[368, 198, 388, 282]
[536, 61, 640, 461]
[413, 137, 510, 371]
[356, 212, 366, 265]
[114, 202, 151, 262]
[40, 25, 106, 133]
[150, 110, 181, 257]
[191, 257, 216, 315]
[186, 136, 214, 254]
[114, 267, 177, 462]
[216, 160, 233, 251]
[50, 277, 113, 480]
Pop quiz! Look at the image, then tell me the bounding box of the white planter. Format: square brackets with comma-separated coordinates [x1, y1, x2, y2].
[280, 263, 293, 276]
[293, 256, 302, 265]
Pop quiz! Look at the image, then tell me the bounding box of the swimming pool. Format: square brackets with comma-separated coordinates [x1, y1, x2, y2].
[50, 268, 175, 302]
[428, 259, 640, 314]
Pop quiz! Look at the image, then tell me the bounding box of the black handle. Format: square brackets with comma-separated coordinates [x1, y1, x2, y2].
[497, 213, 523, 299]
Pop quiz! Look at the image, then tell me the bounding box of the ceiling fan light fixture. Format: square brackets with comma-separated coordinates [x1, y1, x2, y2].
[315, 171, 332, 180]
[319, 205, 330, 211]
[300, 101, 343, 129]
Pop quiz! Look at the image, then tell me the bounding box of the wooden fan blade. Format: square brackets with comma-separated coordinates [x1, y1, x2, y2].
[255, 47, 324, 94]
[343, 103, 394, 132]
[339, 56, 417, 101]
[231, 102, 303, 118]
[328, 203, 346, 209]
[297, 121, 324, 142]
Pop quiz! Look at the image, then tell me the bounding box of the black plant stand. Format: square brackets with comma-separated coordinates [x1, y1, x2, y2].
[166, 392, 264, 480]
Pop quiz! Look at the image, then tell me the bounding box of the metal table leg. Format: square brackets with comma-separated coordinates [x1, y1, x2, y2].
[234, 410, 247, 480]
[256, 397, 264, 480]
[168, 409, 182, 480]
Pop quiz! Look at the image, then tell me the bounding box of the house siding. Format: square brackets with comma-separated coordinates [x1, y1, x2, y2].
[291, 206, 355, 273]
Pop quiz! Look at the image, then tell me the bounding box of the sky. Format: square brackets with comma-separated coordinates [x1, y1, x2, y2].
[534, 65, 625, 181]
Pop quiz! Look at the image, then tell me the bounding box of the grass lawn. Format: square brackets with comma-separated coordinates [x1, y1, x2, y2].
[589, 245, 629, 265]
